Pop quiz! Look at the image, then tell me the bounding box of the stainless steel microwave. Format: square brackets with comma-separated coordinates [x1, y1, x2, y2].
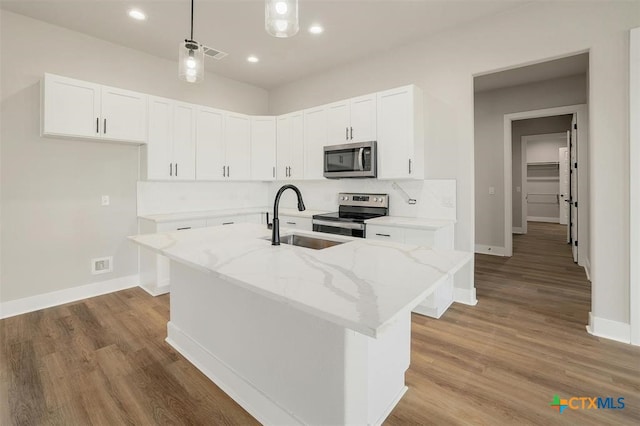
[323, 141, 377, 178]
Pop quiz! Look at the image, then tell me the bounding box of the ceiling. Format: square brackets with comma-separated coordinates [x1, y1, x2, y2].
[0, 0, 529, 89]
[474, 52, 589, 92]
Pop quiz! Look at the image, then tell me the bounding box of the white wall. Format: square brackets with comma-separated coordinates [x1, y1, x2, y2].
[475, 76, 585, 244]
[268, 1, 639, 328]
[0, 11, 268, 303]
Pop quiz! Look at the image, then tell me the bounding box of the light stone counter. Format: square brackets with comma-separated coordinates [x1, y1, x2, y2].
[366, 215, 456, 230]
[129, 223, 471, 338]
[138, 207, 329, 223]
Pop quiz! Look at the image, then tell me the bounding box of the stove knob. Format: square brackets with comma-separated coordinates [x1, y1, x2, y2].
[373, 197, 378, 202]
[380, 198, 385, 203]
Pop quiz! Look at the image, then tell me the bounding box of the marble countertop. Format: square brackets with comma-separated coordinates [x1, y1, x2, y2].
[365, 216, 456, 230]
[129, 223, 471, 338]
[138, 207, 329, 223]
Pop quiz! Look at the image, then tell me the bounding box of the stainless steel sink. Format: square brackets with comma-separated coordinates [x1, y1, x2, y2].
[264, 234, 345, 250]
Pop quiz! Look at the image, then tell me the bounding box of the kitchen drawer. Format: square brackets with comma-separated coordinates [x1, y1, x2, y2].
[366, 225, 403, 242]
[157, 219, 206, 232]
[279, 215, 312, 231]
[206, 215, 240, 227]
[403, 228, 436, 247]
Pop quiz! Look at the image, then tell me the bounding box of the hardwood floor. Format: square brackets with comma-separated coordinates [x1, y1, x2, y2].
[2, 222, 639, 425]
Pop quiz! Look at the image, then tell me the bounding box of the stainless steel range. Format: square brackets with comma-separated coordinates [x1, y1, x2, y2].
[312, 193, 389, 238]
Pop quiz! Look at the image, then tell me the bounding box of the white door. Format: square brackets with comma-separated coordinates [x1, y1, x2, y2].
[172, 102, 197, 180]
[289, 112, 305, 179]
[303, 106, 327, 180]
[326, 101, 350, 145]
[146, 96, 173, 180]
[195, 107, 225, 180]
[250, 116, 277, 181]
[377, 87, 412, 179]
[101, 86, 147, 142]
[559, 146, 570, 227]
[225, 113, 252, 180]
[349, 94, 377, 143]
[43, 74, 101, 138]
[570, 114, 578, 262]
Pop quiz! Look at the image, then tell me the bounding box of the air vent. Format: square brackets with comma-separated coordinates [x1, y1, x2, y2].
[202, 45, 228, 60]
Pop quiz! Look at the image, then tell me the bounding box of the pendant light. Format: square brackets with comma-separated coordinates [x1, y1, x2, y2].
[265, 0, 299, 38]
[179, 0, 204, 83]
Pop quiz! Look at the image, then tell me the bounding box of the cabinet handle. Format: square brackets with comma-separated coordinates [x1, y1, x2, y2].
[223, 165, 226, 177]
[289, 166, 292, 177]
[170, 163, 173, 176]
[175, 163, 178, 177]
[350, 127, 353, 140]
[346, 127, 349, 140]
[273, 166, 275, 178]
[408, 159, 412, 174]
[222, 222, 234, 225]
[103, 118, 107, 134]
[177, 227, 191, 230]
[375, 233, 391, 237]
[227, 166, 230, 177]
[96, 117, 99, 134]
[286, 221, 296, 225]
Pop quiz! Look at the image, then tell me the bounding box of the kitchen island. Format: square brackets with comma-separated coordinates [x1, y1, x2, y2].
[130, 223, 471, 425]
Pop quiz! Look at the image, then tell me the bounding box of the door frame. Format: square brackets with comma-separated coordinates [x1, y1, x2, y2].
[503, 105, 588, 263]
[520, 132, 567, 234]
[630, 27, 639, 345]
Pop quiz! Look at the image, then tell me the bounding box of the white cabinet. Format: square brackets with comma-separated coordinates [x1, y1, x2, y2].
[376, 85, 423, 180]
[196, 109, 251, 181]
[145, 97, 196, 180]
[303, 106, 327, 180]
[225, 113, 252, 180]
[206, 213, 262, 227]
[277, 112, 304, 179]
[278, 215, 313, 231]
[195, 106, 225, 180]
[42, 73, 147, 143]
[325, 94, 377, 145]
[251, 116, 277, 181]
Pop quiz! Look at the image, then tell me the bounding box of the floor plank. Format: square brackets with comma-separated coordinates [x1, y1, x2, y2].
[1, 222, 638, 424]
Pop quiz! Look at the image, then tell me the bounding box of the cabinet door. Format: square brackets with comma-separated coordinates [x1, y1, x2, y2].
[366, 225, 404, 242]
[326, 101, 350, 145]
[276, 114, 293, 179]
[146, 96, 173, 180]
[289, 112, 305, 179]
[196, 107, 225, 180]
[251, 116, 277, 181]
[225, 113, 252, 180]
[101, 85, 147, 143]
[303, 107, 327, 180]
[172, 102, 197, 180]
[349, 94, 376, 143]
[377, 87, 414, 179]
[42, 74, 101, 139]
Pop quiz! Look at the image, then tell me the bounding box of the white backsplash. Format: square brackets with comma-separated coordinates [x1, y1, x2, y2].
[267, 179, 456, 220]
[137, 181, 269, 216]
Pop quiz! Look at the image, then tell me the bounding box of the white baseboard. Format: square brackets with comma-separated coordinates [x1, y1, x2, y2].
[0, 274, 140, 319]
[586, 312, 631, 344]
[454, 287, 478, 306]
[527, 216, 560, 223]
[474, 244, 505, 256]
[512, 227, 524, 234]
[140, 282, 170, 296]
[584, 258, 591, 281]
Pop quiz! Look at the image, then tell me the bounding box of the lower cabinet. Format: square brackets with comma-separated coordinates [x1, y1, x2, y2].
[139, 213, 264, 295]
[366, 223, 455, 318]
[277, 215, 312, 231]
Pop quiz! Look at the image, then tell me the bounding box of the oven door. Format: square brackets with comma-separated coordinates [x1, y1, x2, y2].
[312, 219, 366, 238]
[323, 142, 376, 178]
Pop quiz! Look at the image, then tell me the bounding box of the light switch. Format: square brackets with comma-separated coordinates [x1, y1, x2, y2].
[489, 187, 495, 195]
[516, 186, 521, 193]
[101, 195, 110, 206]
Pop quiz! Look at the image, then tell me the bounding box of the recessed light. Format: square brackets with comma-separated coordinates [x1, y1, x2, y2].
[309, 25, 324, 35]
[128, 9, 146, 21]
[247, 56, 260, 63]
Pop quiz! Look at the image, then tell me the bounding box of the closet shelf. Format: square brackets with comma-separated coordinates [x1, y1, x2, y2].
[527, 161, 559, 166]
[526, 177, 559, 181]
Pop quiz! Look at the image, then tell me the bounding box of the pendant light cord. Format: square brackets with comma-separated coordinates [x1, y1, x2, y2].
[190, 0, 194, 41]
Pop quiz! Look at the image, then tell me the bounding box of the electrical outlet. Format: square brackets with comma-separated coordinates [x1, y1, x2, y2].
[489, 186, 496, 195]
[516, 186, 521, 193]
[442, 196, 455, 208]
[91, 256, 113, 275]
[101, 195, 110, 206]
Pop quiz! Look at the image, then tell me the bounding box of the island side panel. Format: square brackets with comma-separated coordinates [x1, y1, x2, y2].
[166, 260, 410, 425]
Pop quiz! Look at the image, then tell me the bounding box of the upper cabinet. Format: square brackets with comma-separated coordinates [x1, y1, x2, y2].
[251, 116, 277, 181]
[277, 112, 304, 180]
[325, 94, 376, 145]
[303, 106, 328, 180]
[144, 96, 196, 180]
[376, 85, 424, 180]
[224, 113, 252, 180]
[41, 73, 147, 144]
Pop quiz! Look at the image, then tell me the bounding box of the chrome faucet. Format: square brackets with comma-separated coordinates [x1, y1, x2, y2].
[272, 184, 306, 245]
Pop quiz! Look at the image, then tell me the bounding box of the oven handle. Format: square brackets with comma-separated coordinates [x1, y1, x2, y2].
[312, 219, 365, 231]
[358, 147, 364, 171]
